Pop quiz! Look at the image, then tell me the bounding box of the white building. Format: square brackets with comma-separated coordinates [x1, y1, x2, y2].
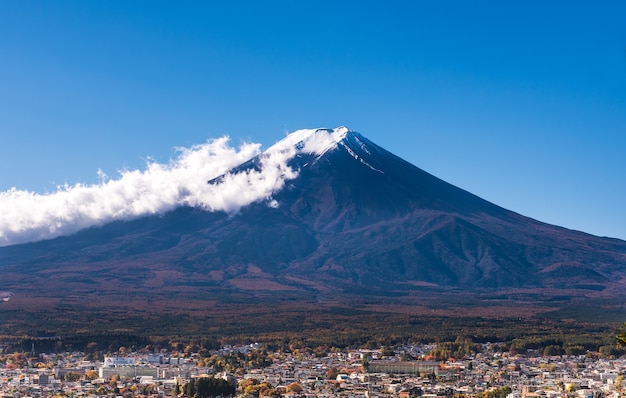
[103, 356, 136, 367]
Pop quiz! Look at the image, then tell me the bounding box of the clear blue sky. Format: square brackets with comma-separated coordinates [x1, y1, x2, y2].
[1, 1, 625, 240]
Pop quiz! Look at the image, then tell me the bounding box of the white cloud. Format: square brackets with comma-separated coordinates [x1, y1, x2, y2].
[0, 127, 349, 247]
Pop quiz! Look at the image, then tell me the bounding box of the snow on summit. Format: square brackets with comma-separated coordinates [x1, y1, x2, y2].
[267, 126, 349, 157]
[0, 127, 352, 247]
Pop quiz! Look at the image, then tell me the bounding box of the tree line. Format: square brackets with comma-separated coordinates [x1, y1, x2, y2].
[180, 377, 236, 398]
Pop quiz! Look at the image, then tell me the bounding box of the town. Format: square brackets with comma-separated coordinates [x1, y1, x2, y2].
[1, 341, 625, 398]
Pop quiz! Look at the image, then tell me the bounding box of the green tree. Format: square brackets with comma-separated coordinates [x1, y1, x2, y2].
[141, 384, 157, 395]
[617, 323, 626, 346]
[564, 345, 586, 356]
[380, 346, 395, 358]
[543, 345, 562, 356]
[186, 379, 196, 397]
[615, 375, 624, 393]
[185, 377, 236, 398]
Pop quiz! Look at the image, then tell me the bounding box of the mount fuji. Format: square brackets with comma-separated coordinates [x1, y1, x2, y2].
[1, 127, 626, 335]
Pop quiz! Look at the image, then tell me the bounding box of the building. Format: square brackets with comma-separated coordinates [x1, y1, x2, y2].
[99, 365, 158, 379]
[99, 355, 158, 379]
[368, 360, 439, 375]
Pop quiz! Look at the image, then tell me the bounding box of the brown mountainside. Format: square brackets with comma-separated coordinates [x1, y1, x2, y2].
[1, 129, 625, 337]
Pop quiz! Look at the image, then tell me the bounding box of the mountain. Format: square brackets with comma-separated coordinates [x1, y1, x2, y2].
[1, 127, 626, 337]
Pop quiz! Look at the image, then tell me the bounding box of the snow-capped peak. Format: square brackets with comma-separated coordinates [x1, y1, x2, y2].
[266, 126, 349, 157]
[0, 126, 354, 246]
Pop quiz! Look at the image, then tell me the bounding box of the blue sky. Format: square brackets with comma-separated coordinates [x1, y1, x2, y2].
[1, 1, 625, 240]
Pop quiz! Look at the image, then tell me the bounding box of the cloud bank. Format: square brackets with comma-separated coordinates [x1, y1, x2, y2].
[0, 127, 348, 247]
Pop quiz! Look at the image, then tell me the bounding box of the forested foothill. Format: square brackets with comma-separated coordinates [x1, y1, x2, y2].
[1, 316, 626, 360]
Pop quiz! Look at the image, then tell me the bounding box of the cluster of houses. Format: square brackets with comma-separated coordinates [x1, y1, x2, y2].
[1, 342, 626, 397]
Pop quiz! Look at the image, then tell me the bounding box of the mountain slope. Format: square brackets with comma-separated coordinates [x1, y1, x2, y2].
[1, 127, 626, 305]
